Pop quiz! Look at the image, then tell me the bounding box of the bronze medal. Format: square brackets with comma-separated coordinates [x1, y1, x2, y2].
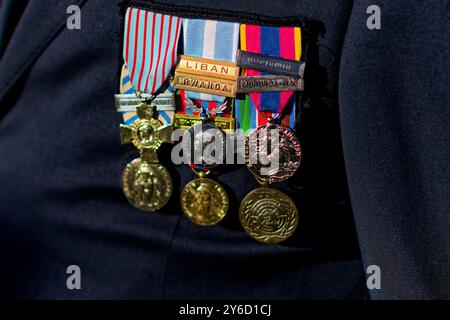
[245, 123, 302, 184]
[239, 186, 298, 244]
[122, 159, 172, 211]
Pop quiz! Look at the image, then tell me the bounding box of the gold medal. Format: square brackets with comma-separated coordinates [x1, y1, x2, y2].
[120, 102, 173, 211]
[239, 186, 298, 244]
[120, 102, 172, 163]
[181, 171, 228, 226]
[122, 159, 172, 211]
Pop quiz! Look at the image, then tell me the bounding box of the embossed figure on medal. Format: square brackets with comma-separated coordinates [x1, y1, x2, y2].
[120, 101, 173, 211]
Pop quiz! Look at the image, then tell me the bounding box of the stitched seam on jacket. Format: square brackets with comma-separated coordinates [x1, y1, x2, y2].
[126, 0, 307, 27]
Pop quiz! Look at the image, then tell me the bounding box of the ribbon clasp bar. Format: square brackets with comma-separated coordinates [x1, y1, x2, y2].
[174, 73, 237, 98]
[174, 55, 239, 98]
[115, 93, 176, 112]
[237, 75, 304, 93]
[177, 55, 239, 80]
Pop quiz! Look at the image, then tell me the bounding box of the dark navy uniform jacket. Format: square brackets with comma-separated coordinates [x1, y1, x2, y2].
[0, 0, 448, 299]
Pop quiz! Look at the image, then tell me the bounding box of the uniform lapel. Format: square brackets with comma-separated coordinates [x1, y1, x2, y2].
[0, 0, 86, 103]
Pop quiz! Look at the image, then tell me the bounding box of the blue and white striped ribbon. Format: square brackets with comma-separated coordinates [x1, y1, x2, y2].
[182, 19, 239, 102]
[119, 64, 175, 126]
[124, 7, 181, 94]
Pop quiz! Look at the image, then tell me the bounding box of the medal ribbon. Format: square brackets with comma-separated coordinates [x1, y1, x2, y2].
[177, 89, 233, 118]
[240, 24, 301, 113]
[120, 64, 135, 94]
[120, 64, 175, 126]
[235, 96, 296, 134]
[182, 18, 240, 103]
[123, 7, 181, 94]
[236, 24, 301, 132]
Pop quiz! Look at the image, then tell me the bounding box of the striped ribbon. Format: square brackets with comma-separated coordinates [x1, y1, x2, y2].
[176, 89, 233, 118]
[235, 95, 296, 134]
[182, 18, 240, 103]
[235, 24, 301, 132]
[240, 24, 301, 114]
[123, 7, 181, 94]
[120, 64, 174, 126]
[120, 64, 135, 94]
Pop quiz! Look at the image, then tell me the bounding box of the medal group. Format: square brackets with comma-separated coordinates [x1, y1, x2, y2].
[115, 7, 306, 244]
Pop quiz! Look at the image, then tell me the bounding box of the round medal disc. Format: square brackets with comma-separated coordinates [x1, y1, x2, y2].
[181, 177, 229, 226]
[239, 187, 298, 244]
[130, 117, 165, 151]
[182, 122, 226, 170]
[245, 124, 302, 184]
[122, 158, 172, 211]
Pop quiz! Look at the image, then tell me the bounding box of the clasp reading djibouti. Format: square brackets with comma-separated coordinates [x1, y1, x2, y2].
[237, 75, 304, 93]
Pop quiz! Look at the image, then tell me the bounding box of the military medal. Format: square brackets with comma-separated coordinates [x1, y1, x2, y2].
[241, 118, 301, 243]
[240, 185, 298, 244]
[122, 158, 172, 211]
[120, 102, 173, 211]
[180, 110, 229, 225]
[181, 170, 229, 226]
[237, 24, 303, 244]
[118, 8, 182, 211]
[245, 122, 302, 184]
[175, 18, 240, 225]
